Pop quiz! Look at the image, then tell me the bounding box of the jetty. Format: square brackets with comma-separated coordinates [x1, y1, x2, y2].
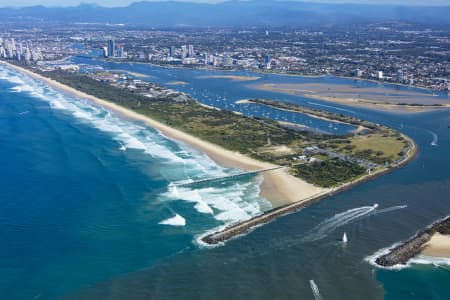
[172, 166, 286, 188]
[201, 142, 417, 245]
[375, 215, 450, 267]
[202, 191, 331, 244]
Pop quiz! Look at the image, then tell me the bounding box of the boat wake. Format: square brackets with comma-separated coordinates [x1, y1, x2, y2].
[310, 280, 323, 300]
[374, 205, 407, 214]
[233, 204, 409, 260]
[427, 130, 439, 146]
[306, 101, 356, 114]
[302, 204, 379, 242]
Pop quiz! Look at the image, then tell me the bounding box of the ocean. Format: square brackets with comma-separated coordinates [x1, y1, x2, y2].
[0, 60, 449, 299]
[0, 64, 270, 299]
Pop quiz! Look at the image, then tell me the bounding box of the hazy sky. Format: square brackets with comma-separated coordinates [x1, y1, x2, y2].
[0, 0, 448, 7]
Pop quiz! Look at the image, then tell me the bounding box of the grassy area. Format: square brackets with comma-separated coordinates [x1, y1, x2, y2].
[350, 134, 405, 162]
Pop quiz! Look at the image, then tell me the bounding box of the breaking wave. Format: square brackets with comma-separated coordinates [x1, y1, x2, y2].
[159, 214, 186, 226]
[365, 245, 450, 270]
[409, 255, 450, 267]
[0, 64, 271, 239]
[165, 176, 269, 223]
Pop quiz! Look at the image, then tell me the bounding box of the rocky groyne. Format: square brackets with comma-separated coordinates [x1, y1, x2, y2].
[201, 137, 417, 245]
[375, 215, 450, 267]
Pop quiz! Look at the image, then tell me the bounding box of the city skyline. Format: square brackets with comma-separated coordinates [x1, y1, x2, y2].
[0, 0, 449, 8]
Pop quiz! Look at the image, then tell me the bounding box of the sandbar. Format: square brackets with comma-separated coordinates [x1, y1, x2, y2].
[250, 83, 450, 113]
[166, 81, 189, 86]
[198, 75, 260, 81]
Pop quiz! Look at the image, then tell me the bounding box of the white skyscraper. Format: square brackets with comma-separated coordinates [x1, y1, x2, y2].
[181, 45, 187, 59]
[377, 71, 383, 79]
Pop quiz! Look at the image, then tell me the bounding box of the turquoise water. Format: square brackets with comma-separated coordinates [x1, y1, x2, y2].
[378, 265, 450, 299]
[0, 65, 269, 299]
[1, 59, 450, 299]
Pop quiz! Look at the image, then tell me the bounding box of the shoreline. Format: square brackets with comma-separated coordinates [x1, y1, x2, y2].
[237, 98, 365, 128]
[96, 57, 447, 93]
[202, 131, 417, 244]
[249, 83, 450, 113]
[1, 60, 418, 245]
[375, 215, 450, 267]
[0, 60, 325, 208]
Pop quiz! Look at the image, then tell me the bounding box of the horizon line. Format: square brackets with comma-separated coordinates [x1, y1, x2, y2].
[1, 0, 450, 9]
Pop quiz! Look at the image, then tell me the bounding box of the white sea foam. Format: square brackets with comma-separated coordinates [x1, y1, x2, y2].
[365, 245, 450, 270]
[159, 214, 186, 226]
[0, 64, 270, 241]
[0, 66, 191, 163]
[165, 179, 266, 223]
[409, 255, 450, 266]
[364, 242, 409, 270]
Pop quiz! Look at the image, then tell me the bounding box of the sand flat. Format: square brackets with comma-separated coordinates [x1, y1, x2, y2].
[166, 81, 188, 85]
[198, 75, 260, 81]
[251, 83, 450, 113]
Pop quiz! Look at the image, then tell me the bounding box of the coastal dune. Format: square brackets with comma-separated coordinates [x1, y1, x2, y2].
[0, 61, 325, 208]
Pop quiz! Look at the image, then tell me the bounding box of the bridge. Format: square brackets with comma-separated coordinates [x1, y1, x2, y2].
[171, 166, 286, 188]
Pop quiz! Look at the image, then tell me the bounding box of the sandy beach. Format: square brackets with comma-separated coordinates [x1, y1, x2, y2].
[421, 233, 450, 259]
[0, 61, 325, 207]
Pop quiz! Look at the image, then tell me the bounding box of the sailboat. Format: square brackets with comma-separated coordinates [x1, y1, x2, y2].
[342, 232, 348, 243]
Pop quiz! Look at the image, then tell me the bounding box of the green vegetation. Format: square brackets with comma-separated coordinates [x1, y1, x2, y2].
[249, 99, 407, 164]
[33, 69, 412, 188]
[349, 133, 405, 163]
[249, 98, 378, 129]
[291, 159, 366, 187]
[42, 70, 301, 156]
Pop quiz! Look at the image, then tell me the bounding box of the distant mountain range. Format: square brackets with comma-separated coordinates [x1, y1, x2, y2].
[1, 0, 449, 27]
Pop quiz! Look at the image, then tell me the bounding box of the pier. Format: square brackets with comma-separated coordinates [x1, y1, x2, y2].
[172, 166, 286, 188]
[201, 191, 332, 244]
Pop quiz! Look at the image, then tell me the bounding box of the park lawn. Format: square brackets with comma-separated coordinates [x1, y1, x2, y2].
[350, 133, 404, 161]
